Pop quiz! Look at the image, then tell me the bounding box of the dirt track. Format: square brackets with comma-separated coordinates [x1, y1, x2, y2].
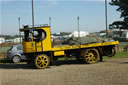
[0, 58, 128, 85]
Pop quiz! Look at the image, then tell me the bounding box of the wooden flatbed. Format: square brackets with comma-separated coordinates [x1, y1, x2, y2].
[52, 41, 119, 51]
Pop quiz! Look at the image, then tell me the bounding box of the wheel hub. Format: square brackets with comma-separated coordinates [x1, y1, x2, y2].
[89, 53, 94, 57]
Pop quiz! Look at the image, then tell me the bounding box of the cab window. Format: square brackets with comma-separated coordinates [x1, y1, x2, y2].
[24, 30, 32, 41]
[33, 29, 46, 42]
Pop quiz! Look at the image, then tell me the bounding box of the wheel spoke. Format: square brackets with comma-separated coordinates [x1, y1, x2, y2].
[44, 64, 46, 66]
[40, 63, 44, 67]
[45, 61, 48, 63]
[92, 57, 95, 60]
[39, 56, 43, 60]
[37, 61, 42, 64]
[85, 55, 89, 57]
[90, 58, 94, 61]
[86, 57, 89, 60]
[86, 57, 91, 61]
[43, 57, 47, 61]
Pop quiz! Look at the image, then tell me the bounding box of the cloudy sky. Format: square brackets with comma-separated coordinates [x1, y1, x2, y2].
[0, 0, 121, 35]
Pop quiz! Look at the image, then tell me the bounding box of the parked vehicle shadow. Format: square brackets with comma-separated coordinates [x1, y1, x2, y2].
[0, 63, 34, 69]
[120, 62, 128, 64]
[0, 63, 52, 69]
[0, 60, 86, 69]
[0, 58, 106, 69]
[52, 60, 86, 66]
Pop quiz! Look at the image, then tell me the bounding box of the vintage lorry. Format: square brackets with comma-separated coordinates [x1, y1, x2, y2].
[20, 25, 119, 69]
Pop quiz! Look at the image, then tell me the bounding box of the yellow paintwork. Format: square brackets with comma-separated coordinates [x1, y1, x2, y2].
[52, 45, 81, 51]
[36, 41, 43, 52]
[54, 51, 65, 56]
[42, 27, 52, 51]
[22, 40, 36, 53]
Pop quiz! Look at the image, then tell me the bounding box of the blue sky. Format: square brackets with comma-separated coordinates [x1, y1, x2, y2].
[0, 0, 121, 35]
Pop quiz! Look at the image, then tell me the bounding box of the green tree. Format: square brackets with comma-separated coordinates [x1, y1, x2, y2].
[109, 0, 128, 31]
[0, 35, 13, 39]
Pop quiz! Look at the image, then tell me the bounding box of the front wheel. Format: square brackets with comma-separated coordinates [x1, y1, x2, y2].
[82, 48, 100, 64]
[34, 54, 50, 69]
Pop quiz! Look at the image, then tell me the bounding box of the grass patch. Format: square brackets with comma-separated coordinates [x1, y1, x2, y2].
[0, 46, 11, 53]
[118, 42, 128, 47]
[104, 51, 128, 59]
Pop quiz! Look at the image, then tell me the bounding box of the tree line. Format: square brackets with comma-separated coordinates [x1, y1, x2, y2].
[0, 35, 21, 39]
[109, 0, 128, 31]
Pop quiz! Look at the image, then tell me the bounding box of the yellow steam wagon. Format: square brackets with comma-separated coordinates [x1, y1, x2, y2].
[20, 25, 119, 69]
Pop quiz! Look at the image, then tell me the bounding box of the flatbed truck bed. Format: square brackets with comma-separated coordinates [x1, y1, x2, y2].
[52, 41, 119, 51]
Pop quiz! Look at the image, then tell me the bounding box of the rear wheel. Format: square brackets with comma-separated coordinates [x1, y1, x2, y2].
[12, 55, 21, 63]
[34, 54, 50, 69]
[82, 48, 100, 64]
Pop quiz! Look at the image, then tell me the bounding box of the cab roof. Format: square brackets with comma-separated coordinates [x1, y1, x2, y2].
[19, 24, 50, 31]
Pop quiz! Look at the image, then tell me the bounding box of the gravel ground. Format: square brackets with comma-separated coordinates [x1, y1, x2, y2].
[0, 58, 128, 85]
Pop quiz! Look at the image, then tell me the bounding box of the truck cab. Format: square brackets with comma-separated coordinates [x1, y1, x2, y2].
[20, 25, 52, 53]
